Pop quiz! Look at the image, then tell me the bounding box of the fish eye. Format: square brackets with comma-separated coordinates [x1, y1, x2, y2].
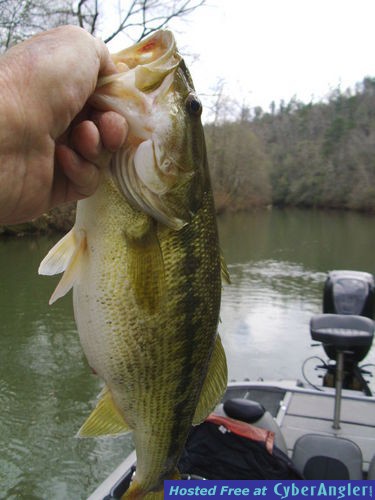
[186, 94, 202, 116]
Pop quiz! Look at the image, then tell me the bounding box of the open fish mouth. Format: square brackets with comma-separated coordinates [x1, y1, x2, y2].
[97, 30, 181, 92]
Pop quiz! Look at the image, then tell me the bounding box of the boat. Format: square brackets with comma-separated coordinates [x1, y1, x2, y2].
[88, 270, 375, 499]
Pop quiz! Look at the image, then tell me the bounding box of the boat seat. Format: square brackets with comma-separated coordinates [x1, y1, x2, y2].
[224, 398, 265, 423]
[219, 398, 288, 455]
[292, 433, 363, 479]
[367, 454, 375, 479]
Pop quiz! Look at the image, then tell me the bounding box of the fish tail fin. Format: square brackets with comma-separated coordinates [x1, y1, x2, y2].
[121, 480, 162, 499]
[120, 479, 142, 499]
[122, 470, 180, 499]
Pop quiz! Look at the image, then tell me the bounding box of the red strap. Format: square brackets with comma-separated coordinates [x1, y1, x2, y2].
[206, 413, 275, 454]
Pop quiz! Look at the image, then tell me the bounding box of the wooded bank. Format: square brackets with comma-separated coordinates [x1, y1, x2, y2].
[208, 76, 375, 213]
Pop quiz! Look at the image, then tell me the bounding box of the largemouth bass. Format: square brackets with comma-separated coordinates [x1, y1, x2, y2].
[39, 30, 227, 498]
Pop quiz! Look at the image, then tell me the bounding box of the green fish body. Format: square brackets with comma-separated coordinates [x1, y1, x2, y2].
[39, 30, 227, 497]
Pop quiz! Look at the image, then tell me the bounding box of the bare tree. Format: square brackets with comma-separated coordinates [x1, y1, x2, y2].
[0, 0, 206, 52]
[0, 0, 76, 51]
[99, 0, 205, 43]
[75, 0, 99, 34]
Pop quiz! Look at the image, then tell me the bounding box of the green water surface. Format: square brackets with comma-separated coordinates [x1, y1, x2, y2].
[1, 208, 375, 498]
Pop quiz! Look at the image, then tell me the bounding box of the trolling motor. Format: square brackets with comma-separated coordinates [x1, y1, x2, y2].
[321, 270, 375, 392]
[309, 270, 375, 429]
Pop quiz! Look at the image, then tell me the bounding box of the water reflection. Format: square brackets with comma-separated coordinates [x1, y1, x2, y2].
[217, 209, 375, 385]
[1, 209, 375, 498]
[218, 208, 375, 272]
[219, 260, 323, 382]
[0, 236, 133, 499]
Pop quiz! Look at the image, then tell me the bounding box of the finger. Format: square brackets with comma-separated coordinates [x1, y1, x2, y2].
[55, 144, 101, 200]
[91, 110, 128, 152]
[71, 120, 102, 161]
[70, 120, 111, 169]
[95, 37, 118, 76]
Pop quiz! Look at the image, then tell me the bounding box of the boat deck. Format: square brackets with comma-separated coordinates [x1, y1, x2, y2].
[88, 380, 375, 497]
[225, 381, 375, 472]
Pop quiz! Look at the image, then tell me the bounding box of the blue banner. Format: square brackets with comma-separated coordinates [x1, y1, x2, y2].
[164, 480, 373, 499]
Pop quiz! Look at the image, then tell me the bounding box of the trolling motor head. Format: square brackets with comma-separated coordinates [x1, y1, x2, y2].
[323, 270, 374, 317]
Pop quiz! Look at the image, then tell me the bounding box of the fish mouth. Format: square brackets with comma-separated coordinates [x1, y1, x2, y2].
[98, 30, 181, 93]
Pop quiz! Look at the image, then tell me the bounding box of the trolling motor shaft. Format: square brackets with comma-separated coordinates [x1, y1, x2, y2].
[332, 350, 344, 429]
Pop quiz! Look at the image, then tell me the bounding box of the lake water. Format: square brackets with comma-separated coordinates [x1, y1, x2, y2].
[1, 208, 375, 499]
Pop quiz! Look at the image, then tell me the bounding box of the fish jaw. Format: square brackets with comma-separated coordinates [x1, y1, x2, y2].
[93, 30, 181, 144]
[110, 30, 182, 92]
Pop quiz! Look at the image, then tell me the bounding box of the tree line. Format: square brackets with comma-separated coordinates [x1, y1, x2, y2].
[206, 77, 375, 213]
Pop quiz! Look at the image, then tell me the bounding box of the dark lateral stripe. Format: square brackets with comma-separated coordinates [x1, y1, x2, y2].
[167, 226, 200, 457]
[167, 197, 220, 460]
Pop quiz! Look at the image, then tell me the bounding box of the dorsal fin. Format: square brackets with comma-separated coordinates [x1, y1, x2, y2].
[193, 334, 228, 425]
[220, 251, 231, 285]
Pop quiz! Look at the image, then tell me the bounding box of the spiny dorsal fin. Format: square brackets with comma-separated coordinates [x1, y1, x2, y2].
[126, 225, 165, 314]
[193, 334, 228, 425]
[77, 387, 131, 438]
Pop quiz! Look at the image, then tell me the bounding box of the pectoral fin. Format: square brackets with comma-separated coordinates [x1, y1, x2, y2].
[38, 229, 76, 276]
[38, 228, 87, 305]
[77, 387, 131, 438]
[38, 227, 87, 305]
[193, 334, 228, 425]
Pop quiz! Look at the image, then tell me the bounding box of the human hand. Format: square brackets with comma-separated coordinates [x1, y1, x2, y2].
[0, 25, 128, 224]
